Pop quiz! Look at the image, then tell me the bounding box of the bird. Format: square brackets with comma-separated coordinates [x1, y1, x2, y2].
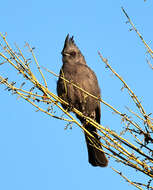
[57, 34, 108, 167]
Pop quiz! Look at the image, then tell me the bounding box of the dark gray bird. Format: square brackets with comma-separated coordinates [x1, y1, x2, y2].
[57, 34, 108, 167]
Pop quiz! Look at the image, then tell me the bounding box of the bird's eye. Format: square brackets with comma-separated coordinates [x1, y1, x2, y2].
[70, 51, 76, 57]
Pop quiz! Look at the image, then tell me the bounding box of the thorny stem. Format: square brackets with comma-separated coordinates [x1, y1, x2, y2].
[121, 7, 153, 59]
[98, 51, 153, 132]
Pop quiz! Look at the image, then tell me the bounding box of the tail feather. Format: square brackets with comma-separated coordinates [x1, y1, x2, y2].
[85, 124, 108, 167]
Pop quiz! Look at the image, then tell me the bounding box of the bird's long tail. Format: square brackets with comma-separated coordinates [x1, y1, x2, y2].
[85, 124, 108, 167]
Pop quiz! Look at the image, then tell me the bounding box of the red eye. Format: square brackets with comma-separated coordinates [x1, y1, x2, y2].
[70, 51, 76, 57]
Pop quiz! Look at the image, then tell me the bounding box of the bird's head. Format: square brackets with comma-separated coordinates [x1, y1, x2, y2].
[61, 34, 86, 64]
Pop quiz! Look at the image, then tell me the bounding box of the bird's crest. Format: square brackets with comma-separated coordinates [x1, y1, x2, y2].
[62, 34, 79, 54]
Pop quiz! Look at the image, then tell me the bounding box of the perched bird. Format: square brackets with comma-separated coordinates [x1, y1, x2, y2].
[57, 34, 108, 167]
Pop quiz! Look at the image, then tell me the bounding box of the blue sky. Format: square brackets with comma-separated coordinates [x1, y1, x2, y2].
[0, 1, 153, 190]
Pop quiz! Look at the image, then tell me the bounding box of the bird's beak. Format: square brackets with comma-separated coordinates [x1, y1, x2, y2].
[61, 51, 70, 56]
